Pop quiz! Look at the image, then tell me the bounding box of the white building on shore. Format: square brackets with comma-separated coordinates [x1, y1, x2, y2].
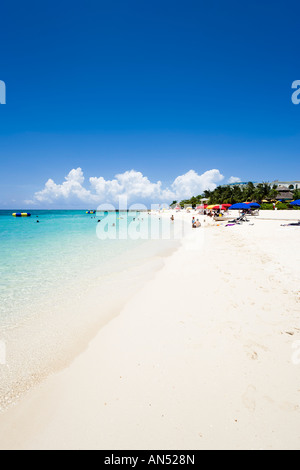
[222, 180, 299, 190]
[270, 180, 300, 190]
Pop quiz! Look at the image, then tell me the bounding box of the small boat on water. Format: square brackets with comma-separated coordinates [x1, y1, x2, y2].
[86, 211, 96, 214]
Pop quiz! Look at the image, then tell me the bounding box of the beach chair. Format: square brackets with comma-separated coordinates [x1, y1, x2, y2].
[228, 214, 248, 224]
[281, 221, 300, 227]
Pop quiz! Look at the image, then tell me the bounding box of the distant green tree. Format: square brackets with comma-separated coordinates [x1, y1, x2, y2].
[243, 182, 256, 201]
[269, 185, 279, 200]
[189, 196, 198, 207]
[293, 188, 300, 200]
[176, 181, 282, 207]
[254, 183, 273, 202]
[203, 189, 213, 200]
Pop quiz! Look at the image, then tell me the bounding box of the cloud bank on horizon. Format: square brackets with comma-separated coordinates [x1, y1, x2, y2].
[26, 168, 238, 207]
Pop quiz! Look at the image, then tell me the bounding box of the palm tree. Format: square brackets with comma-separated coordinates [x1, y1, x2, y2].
[177, 181, 282, 207]
[293, 188, 300, 200]
[243, 182, 256, 201]
[269, 184, 278, 200]
[203, 189, 213, 200]
[254, 183, 272, 202]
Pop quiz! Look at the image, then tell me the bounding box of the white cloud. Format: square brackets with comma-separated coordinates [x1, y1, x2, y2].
[171, 169, 224, 200]
[31, 167, 225, 206]
[228, 176, 242, 184]
[90, 170, 169, 201]
[34, 168, 95, 203]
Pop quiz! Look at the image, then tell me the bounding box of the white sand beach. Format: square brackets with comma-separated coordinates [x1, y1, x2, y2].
[0, 210, 299, 450]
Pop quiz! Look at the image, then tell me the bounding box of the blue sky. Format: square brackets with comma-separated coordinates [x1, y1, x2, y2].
[0, 0, 300, 208]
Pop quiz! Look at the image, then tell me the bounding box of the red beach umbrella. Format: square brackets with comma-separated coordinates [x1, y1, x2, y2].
[212, 204, 231, 210]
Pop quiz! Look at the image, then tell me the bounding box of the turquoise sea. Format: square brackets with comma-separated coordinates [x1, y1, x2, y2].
[0, 210, 144, 328]
[0, 210, 179, 408]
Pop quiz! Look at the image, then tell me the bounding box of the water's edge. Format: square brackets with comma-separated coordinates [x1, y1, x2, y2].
[0, 235, 182, 412]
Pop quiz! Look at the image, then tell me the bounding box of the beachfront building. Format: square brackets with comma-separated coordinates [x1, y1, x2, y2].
[221, 182, 258, 189]
[275, 185, 294, 201]
[222, 180, 299, 191]
[271, 180, 300, 190]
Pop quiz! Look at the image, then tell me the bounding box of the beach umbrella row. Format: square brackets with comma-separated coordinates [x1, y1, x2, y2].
[206, 204, 231, 210]
[228, 202, 261, 210]
[205, 203, 260, 210]
[229, 203, 251, 210]
[177, 200, 299, 211]
[290, 199, 300, 207]
[186, 202, 262, 211]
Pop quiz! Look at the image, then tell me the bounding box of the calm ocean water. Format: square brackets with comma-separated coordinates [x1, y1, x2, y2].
[0, 210, 144, 329]
[0, 209, 181, 407]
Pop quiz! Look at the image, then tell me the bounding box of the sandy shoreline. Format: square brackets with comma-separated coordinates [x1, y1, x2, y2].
[0, 211, 299, 450]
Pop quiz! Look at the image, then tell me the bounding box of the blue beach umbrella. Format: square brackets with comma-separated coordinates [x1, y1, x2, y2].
[290, 199, 300, 207]
[247, 202, 261, 208]
[229, 203, 251, 210]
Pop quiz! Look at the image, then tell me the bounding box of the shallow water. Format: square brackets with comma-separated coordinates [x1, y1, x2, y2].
[0, 210, 152, 326]
[0, 210, 181, 409]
